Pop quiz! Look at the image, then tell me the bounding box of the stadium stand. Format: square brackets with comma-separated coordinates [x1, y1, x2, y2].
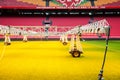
[0, 17, 120, 39]
[103, 0, 120, 6]
[0, 0, 37, 6]
[0, 0, 120, 7]
[80, 0, 120, 6]
[17, 0, 59, 6]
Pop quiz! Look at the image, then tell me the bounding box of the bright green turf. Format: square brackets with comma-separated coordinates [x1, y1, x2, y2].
[0, 40, 120, 80]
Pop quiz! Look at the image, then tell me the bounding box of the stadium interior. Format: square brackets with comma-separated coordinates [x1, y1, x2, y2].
[0, 0, 120, 80]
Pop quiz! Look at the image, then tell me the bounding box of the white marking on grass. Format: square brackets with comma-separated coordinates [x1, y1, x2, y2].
[0, 45, 6, 61]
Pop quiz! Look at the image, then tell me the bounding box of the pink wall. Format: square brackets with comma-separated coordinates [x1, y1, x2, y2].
[0, 17, 89, 26]
[0, 17, 120, 37]
[105, 17, 120, 36]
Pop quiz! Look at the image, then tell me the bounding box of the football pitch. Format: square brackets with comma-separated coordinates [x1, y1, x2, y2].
[0, 40, 120, 80]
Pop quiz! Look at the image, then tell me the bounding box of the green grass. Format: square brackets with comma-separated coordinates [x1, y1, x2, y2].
[0, 40, 120, 80]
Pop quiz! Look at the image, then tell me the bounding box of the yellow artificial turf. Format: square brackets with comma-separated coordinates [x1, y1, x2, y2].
[0, 40, 120, 80]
